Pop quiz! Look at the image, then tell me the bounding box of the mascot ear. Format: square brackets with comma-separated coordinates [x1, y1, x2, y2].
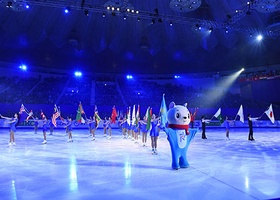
[184, 103, 188, 108]
[169, 102, 175, 109]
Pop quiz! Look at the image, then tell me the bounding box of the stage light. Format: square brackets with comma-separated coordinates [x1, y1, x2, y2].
[124, 15, 127, 20]
[25, 4, 30, 9]
[102, 13, 106, 17]
[19, 64, 27, 71]
[209, 27, 213, 32]
[126, 75, 133, 79]
[174, 75, 180, 79]
[225, 28, 229, 33]
[137, 17, 140, 21]
[74, 71, 82, 77]
[64, 8, 70, 14]
[256, 34, 263, 41]
[6, 1, 12, 8]
[170, 22, 173, 26]
[241, 68, 245, 72]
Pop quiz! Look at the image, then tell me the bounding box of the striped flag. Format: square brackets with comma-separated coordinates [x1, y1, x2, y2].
[52, 105, 60, 127]
[94, 105, 101, 123]
[76, 102, 85, 123]
[145, 107, 152, 131]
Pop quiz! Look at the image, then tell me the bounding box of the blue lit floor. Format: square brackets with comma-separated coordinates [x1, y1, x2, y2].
[0, 127, 280, 200]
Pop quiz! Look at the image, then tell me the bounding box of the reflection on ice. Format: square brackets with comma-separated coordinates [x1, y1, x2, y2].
[69, 155, 78, 192]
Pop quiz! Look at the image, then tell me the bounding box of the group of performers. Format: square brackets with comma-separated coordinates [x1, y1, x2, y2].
[0, 111, 162, 155]
[0, 106, 264, 149]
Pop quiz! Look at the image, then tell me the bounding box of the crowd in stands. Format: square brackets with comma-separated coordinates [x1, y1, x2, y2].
[0, 72, 278, 117]
[239, 69, 280, 82]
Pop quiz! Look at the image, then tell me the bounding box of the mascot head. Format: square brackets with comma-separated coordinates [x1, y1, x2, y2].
[167, 102, 191, 134]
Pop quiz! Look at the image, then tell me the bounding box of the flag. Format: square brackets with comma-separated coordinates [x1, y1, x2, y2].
[132, 105, 136, 125]
[237, 105, 244, 123]
[111, 105, 117, 124]
[26, 110, 33, 122]
[52, 105, 60, 127]
[265, 104, 275, 124]
[145, 107, 152, 130]
[160, 94, 168, 127]
[136, 105, 140, 125]
[41, 110, 46, 119]
[94, 105, 101, 123]
[127, 107, 131, 125]
[19, 104, 26, 115]
[18, 104, 28, 125]
[76, 102, 85, 123]
[213, 108, 224, 123]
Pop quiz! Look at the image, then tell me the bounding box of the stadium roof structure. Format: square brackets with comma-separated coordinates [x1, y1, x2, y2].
[0, 0, 280, 74]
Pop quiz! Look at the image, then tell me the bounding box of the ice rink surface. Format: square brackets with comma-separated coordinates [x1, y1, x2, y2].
[0, 127, 279, 200]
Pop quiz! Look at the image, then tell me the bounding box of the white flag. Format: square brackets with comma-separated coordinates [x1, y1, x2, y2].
[213, 108, 221, 119]
[265, 104, 275, 124]
[127, 107, 131, 125]
[237, 105, 244, 123]
[132, 105, 136, 125]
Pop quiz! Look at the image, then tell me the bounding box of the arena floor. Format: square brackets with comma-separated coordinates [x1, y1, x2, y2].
[0, 127, 279, 200]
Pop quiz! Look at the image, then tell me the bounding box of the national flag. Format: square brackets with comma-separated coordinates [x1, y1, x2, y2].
[111, 105, 117, 124]
[52, 105, 60, 127]
[265, 104, 275, 124]
[18, 104, 28, 125]
[26, 110, 33, 122]
[145, 107, 152, 131]
[132, 105, 136, 125]
[160, 94, 168, 127]
[127, 107, 131, 125]
[94, 105, 101, 123]
[19, 104, 26, 115]
[76, 102, 85, 123]
[41, 110, 46, 119]
[213, 108, 224, 123]
[237, 105, 244, 123]
[136, 105, 140, 125]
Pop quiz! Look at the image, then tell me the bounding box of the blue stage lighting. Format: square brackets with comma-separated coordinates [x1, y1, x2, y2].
[256, 34, 263, 41]
[174, 75, 180, 79]
[19, 65, 27, 71]
[74, 71, 82, 77]
[126, 75, 133, 79]
[64, 8, 70, 14]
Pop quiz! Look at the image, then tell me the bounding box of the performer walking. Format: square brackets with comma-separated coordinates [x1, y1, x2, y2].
[248, 114, 258, 141]
[0, 113, 18, 146]
[63, 116, 73, 142]
[107, 117, 113, 139]
[139, 116, 148, 146]
[150, 114, 160, 154]
[201, 116, 210, 139]
[41, 113, 48, 144]
[224, 116, 233, 140]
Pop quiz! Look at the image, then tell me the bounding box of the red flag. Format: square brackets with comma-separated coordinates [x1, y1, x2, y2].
[52, 105, 60, 127]
[111, 106, 117, 124]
